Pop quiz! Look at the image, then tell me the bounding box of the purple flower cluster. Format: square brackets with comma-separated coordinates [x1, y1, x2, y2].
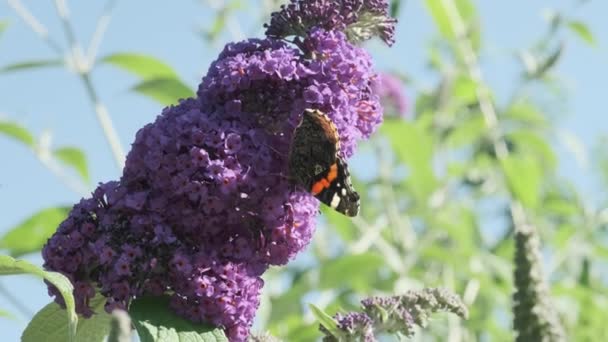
[42, 4, 391, 341]
[265, 0, 397, 46]
[373, 73, 408, 117]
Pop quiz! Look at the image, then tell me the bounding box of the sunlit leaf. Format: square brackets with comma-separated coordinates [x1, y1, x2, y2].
[308, 304, 345, 340]
[23, 294, 111, 342]
[319, 253, 384, 291]
[445, 115, 485, 147]
[132, 78, 194, 106]
[507, 131, 557, 170]
[501, 155, 542, 209]
[0, 59, 63, 73]
[101, 53, 178, 80]
[0, 120, 35, 147]
[567, 21, 595, 45]
[453, 75, 478, 105]
[381, 120, 438, 199]
[0, 255, 77, 341]
[268, 315, 317, 342]
[54, 147, 90, 183]
[424, 0, 480, 50]
[269, 277, 310, 323]
[130, 296, 228, 342]
[503, 101, 547, 127]
[553, 224, 577, 249]
[0, 207, 69, 257]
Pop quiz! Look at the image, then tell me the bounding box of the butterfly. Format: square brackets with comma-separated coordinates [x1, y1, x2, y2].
[288, 109, 360, 216]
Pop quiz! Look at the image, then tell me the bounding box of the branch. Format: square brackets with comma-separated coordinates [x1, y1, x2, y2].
[54, 0, 126, 170]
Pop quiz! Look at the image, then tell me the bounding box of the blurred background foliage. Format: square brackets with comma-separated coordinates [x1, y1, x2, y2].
[1, 0, 607, 341]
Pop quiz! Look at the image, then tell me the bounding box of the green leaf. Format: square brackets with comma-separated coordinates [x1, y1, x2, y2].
[424, 0, 480, 50]
[506, 131, 557, 171]
[0, 255, 77, 341]
[0, 120, 35, 147]
[132, 78, 194, 106]
[54, 147, 90, 183]
[501, 155, 542, 209]
[23, 294, 112, 342]
[308, 304, 345, 340]
[567, 21, 595, 45]
[0, 308, 15, 319]
[102, 53, 179, 80]
[0, 59, 63, 73]
[130, 296, 228, 342]
[445, 115, 485, 147]
[319, 253, 384, 291]
[201, 14, 227, 42]
[452, 75, 478, 105]
[524, 43, 563, 78]
[381, 120, 438, 199]
[390, 0, 402, 18]
[0, 207, 69, 257]
[321, 206, 356, 242]
[268, 273, 311, 323]
[0, 20, 8, 37]
[503, 101, 547, 126]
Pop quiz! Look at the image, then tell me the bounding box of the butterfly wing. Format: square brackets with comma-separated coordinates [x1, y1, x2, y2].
[312, 157, 360, 217]
[288, 109, 360, 217]
[288, 109, 338, 188]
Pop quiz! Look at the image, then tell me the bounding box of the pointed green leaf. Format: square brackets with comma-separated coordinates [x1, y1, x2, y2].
[132, 78, 194, 106]
[0, 207, 70, 257]
[54, 147, 90, 183]
[102, 53, 179, 80]
[23, 294, 112, 342]
[130, 296, 228, 342]
[501, 155, 542, 209]
[0, 120, 35, 147]
[567, 21, 595, 45]
[308, 304, 345, 340]
[0, 255, 77, 341]
[0, 59, 63, 73]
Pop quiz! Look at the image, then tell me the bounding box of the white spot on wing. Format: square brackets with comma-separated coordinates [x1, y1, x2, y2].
[330, 193, 341, 208]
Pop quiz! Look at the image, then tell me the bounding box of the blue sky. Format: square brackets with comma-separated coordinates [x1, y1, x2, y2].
[0, 0, 606, 339]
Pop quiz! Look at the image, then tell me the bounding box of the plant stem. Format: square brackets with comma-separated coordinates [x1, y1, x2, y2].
[440, 0, 565, 340]
[6, 0, 63, 54]
[53, 0, 125, 170]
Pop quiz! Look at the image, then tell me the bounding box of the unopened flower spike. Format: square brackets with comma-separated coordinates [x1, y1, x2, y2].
[265, 0, 397, 46]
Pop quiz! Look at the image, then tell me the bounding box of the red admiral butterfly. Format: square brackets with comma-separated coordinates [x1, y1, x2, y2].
[288, 109, 360, 217]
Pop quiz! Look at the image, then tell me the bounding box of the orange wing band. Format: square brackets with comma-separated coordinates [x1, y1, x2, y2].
[311, 163, 338, 195]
